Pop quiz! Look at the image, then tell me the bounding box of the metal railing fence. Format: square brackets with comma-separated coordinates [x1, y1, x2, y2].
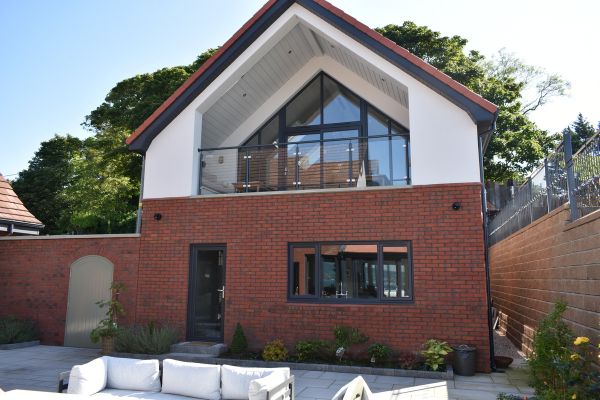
[489, 130, 600, 245]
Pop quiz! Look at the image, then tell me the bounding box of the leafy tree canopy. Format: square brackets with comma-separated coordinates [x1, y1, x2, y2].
[11, 135, 83, 234]
[562, 113, 597, 154]
[376, 23, 568, 182]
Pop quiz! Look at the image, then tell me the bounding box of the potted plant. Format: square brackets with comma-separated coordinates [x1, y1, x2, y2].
[90, 282, 125, 354]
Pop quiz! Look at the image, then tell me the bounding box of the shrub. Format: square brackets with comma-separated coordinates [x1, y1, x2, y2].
[528, 300, 599, 399]
[0, 316, 37, 344]
[367, 343, 391, 363]
[333, 325, 369, 349]
[90, 282, 126, 344]
[397, 352, 421, 370]
[295, 340, 328, 362]
[421, 339, 452, 371]
[230, 323, 248, 355]
[114, 322, 178, 354]
[496, 394, 527, 400]
[262, 339, 288, 362]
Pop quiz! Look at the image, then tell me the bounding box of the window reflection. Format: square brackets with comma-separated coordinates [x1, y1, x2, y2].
[323, 75, 360, 123]
[291, 246, 316, 296]
[320, 244, 378, 299]
[383, 246, 411, 299]
[286, 78, 321, 127]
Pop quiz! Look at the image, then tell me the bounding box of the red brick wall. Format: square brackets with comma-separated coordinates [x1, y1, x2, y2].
[0, 235, 140, 345]
[490, 205, 600, 355]
[137, 184, 491, 371]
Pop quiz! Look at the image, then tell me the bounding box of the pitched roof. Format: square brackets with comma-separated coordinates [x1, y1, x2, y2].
[0, 173, 44, 228]
[127, 0, 497, 152]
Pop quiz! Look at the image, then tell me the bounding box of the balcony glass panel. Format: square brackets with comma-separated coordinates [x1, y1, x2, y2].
[287, 134, 321, 190]
[391, 136, 409, 185]
[323, 130, 360, 188]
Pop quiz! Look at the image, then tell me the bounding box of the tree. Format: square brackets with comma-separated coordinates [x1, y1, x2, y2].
[85, 49, 218, 132]
[60, 127, 142, 234]
[563, 113, 597, 154]
[11, 135, 83, 234]
[376, 23, 568, 182]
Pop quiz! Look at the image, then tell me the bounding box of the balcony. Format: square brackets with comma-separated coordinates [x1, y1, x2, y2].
[198, 133, 410, 195]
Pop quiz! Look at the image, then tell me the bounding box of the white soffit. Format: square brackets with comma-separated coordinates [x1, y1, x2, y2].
[202, 21, 410, 149]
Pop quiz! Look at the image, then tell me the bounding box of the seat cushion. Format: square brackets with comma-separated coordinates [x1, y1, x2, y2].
[67, 357, 108, 395]
[221, 365, 290, 400]
[105, 357, 161, 392]
[91, 389, 191, 399]
[161, 359, 221, 400]
[248, 370, 288, 400]
[331, 376, 373, 400]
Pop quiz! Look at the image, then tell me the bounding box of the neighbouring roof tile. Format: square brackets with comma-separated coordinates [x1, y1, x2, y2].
[0, 173, 43, 226]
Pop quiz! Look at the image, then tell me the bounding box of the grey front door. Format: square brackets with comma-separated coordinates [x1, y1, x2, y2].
[187, 245, 225, 341]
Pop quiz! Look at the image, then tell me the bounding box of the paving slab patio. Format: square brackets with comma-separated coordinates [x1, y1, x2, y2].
[0, 346, 534, 399]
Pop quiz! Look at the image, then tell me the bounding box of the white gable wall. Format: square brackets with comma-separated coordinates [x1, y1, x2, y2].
[142, 4, 481, 200]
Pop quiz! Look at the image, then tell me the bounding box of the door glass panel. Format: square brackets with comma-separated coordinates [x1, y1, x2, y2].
[291, 246, 316, 296]
[383, 245, 410, 299]
[323, 75, 360, 124]
[286, 78, 321, 127]
[323, 130, 359, 188]
[190, 249, 224, 340]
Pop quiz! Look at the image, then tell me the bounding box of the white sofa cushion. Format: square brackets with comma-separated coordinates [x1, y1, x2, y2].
[221, 365, 290, 400]
[161, 359, 221, 400]
[105, 357, 161, 392]
[331, 376, 373, 400]
[67, 357, 108, 395]
[248, 370, 288, 400]
[92, 388, 191, 399]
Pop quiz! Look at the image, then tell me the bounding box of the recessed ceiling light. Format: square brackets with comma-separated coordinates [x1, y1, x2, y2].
[242, 93, 247, 97]
[288, 50, 292, 54]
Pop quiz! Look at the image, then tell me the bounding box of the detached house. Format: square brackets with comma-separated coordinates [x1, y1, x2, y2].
[0, 0, 497, 371]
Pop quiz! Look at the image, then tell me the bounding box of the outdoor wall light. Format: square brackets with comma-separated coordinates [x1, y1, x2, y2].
[452, 202, 461, 211]
[153, 213, 162, 221]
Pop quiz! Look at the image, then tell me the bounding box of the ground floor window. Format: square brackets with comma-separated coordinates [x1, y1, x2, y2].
[288, 241, 412, 303]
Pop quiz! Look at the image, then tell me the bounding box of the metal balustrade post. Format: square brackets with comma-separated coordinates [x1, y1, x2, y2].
[544, 158, 552, 213]
[245, 149, 250, 193]
[347, 141, 353, 187]
[294, 145, 300, 190]
[563, 130, 579, 221]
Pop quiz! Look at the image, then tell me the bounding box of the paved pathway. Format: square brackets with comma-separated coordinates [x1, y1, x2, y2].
[0, 346, 534, 399]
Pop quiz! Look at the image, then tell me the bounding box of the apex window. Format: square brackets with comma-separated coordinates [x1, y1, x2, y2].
[288, 241, 413, 303]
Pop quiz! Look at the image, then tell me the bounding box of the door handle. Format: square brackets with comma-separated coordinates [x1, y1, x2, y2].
[217, 286, 225, 299]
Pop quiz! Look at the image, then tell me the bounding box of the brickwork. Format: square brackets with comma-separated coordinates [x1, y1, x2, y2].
[490, 205, 600, 355]
[0, 235, 140, 345]
[137, 184, 491, 371]
[0, 184, 491, 371]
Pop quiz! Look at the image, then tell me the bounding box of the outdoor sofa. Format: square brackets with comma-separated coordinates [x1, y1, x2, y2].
[57, 356, 294, 400]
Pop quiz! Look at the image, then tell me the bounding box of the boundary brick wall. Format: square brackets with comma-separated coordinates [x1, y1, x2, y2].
[137, 184, 491, 371]
[490, 205, 600, 355]
[0, 235, 140, 344]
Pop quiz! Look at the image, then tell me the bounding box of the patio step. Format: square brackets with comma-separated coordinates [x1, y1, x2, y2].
[170, 341, 227, 356]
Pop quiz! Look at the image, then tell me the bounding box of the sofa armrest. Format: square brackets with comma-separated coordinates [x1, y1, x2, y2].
[57, 370, 70, 393]
[267, 375, 294, 400]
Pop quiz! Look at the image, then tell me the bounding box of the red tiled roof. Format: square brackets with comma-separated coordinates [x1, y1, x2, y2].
[0, 173, 43, 226]
[127, 0, 497, 147]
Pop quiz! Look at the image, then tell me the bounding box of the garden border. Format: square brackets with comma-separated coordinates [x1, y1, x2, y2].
[0, 340, 40, 350]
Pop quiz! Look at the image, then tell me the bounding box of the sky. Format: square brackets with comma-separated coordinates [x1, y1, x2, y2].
[1, 0, 598, 178]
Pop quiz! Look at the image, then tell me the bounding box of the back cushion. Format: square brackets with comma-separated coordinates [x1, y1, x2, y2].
[161, 359, 221, 400]
[67, 357, 108, 395]
[222, 365, 290, 400]
[106, 357, 161, 392]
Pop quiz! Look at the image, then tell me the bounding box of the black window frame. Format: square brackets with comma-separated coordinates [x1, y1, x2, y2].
[240, 72, 411, 187]
[287, 240, 414, 304]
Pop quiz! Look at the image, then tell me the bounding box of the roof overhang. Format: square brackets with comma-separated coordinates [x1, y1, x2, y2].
[127, 0, 497, 153]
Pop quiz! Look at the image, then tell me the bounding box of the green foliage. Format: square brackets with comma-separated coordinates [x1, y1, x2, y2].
[262, 339, 289, 362]
[11, 135, 83, 234]
[367, 343, 391, 363]
[60, 127, 141, 234]
[496, 394, 527, 400]
[115, 322, 178, 354]
[420, 339, 452, 371]
[90, 282, 126, 343]
[563, 113, 597, 154]
[397, 352, 421, 370]
[294, 340, 329, 362]
[333, 325, 369, 349]
[376, 23, 568, 182]
[528, 301, 599, 399]
[0, 316, 37, 344]
[230, 322, 248, 355]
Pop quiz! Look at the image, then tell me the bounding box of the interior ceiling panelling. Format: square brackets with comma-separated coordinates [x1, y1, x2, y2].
[202, 23, 409, 148]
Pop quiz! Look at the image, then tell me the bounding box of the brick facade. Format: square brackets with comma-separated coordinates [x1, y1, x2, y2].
[0, 235, 140, 344]
[490, 205, 600, 355]
[0, 184, 492, 371]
